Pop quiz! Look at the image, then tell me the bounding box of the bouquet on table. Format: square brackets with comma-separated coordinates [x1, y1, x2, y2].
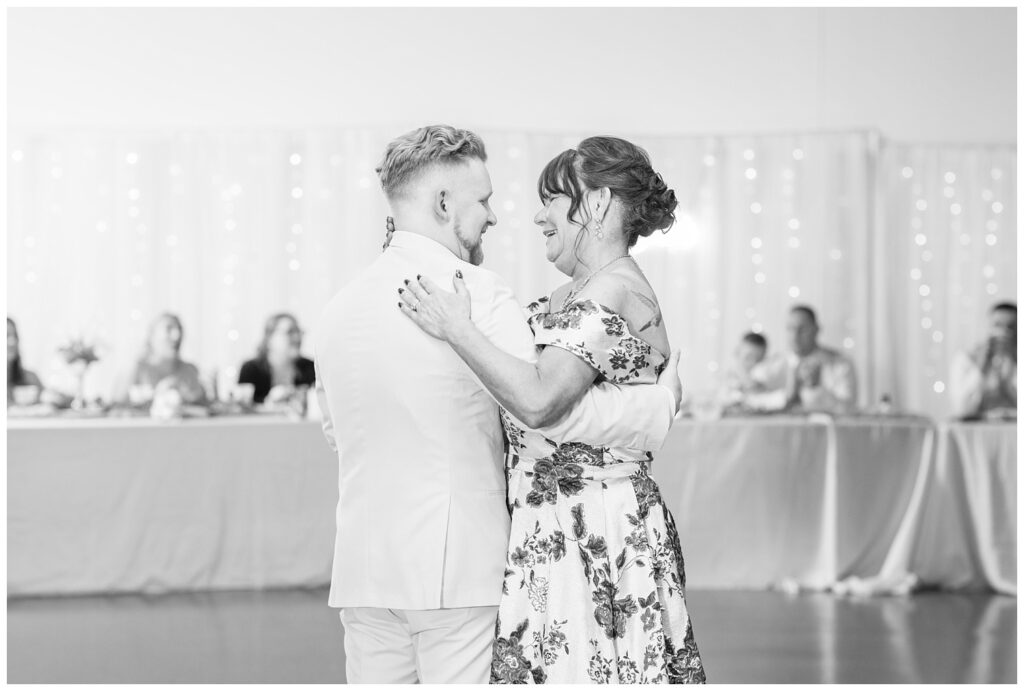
[57, 336, 101, 409]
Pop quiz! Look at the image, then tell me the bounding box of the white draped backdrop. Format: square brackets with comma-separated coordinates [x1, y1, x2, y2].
[6, 129, 1016, 418]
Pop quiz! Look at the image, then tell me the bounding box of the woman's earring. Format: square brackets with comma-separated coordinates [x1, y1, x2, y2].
[593, 219, 604, 239]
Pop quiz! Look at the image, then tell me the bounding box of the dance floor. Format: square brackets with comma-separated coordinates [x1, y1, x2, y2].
[7, 587, 1015, 683]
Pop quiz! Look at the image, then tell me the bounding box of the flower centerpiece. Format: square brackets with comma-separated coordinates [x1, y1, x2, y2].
[57, 336, 100, 409]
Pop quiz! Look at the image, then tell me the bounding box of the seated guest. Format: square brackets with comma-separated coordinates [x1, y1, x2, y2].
[760, 305, 859, 414]
[7, 317, 43, 405]
[116, 312, 207, 406]
[950, 302, 1016, 420]
[719, 331, 776, 413]
[238, 312, 315, 405]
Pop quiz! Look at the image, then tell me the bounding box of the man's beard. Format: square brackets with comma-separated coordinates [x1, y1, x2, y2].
[454, 221, 484, 266]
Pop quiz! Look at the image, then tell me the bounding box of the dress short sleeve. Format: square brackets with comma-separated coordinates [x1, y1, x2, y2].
[528, 299, 665, 384]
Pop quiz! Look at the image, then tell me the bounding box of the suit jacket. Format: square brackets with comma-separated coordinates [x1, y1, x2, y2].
[314, 231, 676, 610]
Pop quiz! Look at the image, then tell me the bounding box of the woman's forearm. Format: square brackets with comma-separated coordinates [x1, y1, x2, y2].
[447, 319, 578, 428]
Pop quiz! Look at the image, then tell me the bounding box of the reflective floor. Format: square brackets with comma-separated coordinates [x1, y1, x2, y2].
[7, 587, 1016, 683]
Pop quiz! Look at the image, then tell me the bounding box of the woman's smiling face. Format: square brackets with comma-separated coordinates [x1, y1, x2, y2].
[534, 194, 584, 276]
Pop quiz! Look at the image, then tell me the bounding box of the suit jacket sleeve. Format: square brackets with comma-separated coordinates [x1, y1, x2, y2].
[313, 355, 337, 454]
[472, 274, 676, 451]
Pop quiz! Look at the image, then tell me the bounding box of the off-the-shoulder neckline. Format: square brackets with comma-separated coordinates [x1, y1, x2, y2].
[532, 297, 669, 365]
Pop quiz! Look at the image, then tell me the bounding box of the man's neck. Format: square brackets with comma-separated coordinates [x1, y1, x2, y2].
[390, 217, 462, 259]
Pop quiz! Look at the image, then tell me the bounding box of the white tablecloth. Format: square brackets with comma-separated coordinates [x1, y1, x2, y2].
[873, 422, 1017, 595]
[651, 415, 936, 590]
[8, 416, 338, 597]
[8, 415, 1014, 597]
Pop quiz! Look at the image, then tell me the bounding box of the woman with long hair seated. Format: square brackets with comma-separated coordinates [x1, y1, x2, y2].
[238, 312, 315, 407]
[7, 317, 43, 406]
[116, 312, 207, 407]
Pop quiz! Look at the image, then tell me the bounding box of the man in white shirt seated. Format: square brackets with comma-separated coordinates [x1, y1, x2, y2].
[756, 305, 859, 414]
[949, 301, 1016, 420]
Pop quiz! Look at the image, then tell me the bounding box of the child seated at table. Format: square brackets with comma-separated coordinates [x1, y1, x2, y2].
[718, 331, 784, 414]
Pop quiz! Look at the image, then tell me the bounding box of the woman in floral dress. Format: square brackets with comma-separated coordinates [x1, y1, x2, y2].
[399, 136, 705, 684]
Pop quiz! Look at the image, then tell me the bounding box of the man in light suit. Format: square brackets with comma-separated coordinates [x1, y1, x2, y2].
[314, 125, 681, 684]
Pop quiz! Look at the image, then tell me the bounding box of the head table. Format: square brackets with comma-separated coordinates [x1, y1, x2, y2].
[7, 413, 1015, 597]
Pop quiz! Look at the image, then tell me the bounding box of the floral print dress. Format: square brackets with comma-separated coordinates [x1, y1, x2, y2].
[490, 298, 706, 684]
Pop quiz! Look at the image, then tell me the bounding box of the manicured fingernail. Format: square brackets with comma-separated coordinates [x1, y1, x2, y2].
[416, 274, 422, 280]
[398, 287, 404, 293]
[397, 302, 403, 308]
[456, 270, 463, 279]
[404, 279, 410, 285]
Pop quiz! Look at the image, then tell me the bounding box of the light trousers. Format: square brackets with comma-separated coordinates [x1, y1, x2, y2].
[340, 605, 499, 684]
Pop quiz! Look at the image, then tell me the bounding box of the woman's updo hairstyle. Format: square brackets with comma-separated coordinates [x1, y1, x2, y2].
[537, 136, 677, 247]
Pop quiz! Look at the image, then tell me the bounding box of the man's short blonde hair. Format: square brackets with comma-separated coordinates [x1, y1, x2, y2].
[376, 125, 487, 200]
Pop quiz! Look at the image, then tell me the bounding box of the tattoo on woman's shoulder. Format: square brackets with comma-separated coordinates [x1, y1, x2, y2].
[631, 290, 662, 332]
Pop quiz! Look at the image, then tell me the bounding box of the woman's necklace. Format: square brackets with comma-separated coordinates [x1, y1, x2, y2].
[561, 254, 633, 309]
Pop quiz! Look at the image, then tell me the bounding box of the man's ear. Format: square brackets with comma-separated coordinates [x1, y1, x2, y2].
[432, 189, 450, 223]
